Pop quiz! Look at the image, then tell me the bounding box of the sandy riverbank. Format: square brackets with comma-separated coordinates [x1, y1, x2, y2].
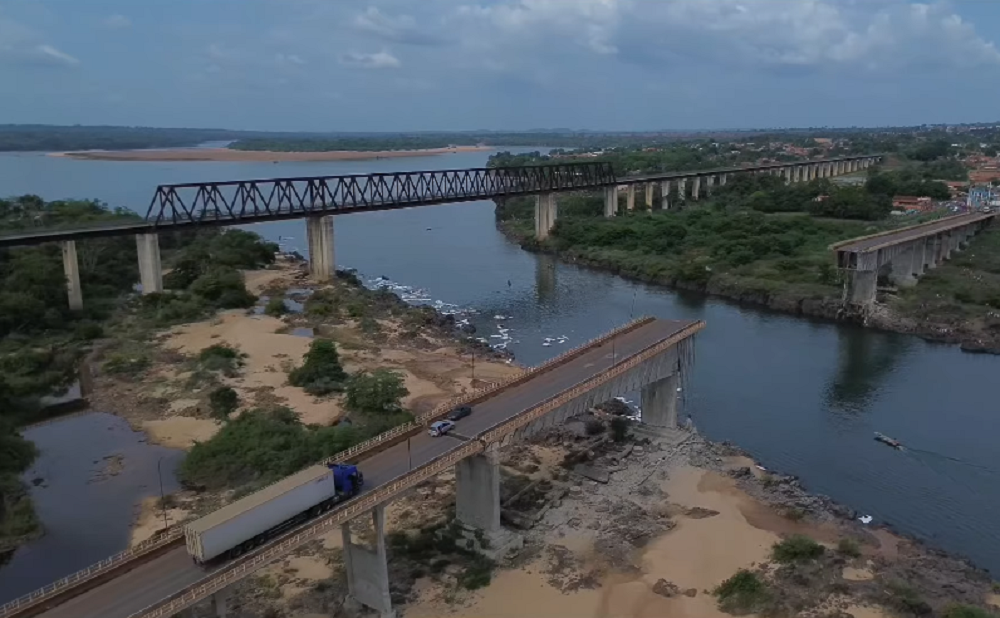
[184, 416, 997, 618]
[50, 145, 492, 163]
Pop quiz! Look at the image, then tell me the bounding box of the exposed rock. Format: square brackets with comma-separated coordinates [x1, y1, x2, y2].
[573, 464, 610, 484]
[652, 578, 680, 598]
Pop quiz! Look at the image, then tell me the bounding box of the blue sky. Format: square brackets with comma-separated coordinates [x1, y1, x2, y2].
[2, 0, 1000, 132]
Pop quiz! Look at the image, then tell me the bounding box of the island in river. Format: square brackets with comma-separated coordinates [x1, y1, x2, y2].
[50, 145, 492, 163]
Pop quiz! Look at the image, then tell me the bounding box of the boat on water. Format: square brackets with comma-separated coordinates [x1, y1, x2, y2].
[874, 432, 903, 449]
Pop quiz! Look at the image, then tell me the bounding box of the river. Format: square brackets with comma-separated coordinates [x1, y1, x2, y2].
[0, 148, 997, 601]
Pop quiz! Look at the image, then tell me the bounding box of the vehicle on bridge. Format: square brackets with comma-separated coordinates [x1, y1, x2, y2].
[184, 463, 363, 565]
[447, 405, 473, 421]
[429, 420, 455, 437]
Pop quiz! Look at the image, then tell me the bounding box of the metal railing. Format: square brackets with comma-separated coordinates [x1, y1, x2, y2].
[131, 319, 703, 618]
[0, 528, 184, 616]
[0, 316, 656, 617]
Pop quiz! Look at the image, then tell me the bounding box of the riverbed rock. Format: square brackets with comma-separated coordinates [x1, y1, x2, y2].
[652, 579, 680, 598]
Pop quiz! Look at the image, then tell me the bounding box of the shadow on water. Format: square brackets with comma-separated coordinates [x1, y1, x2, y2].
[0, 413, 183, 604]
[824, 327, 913, 414]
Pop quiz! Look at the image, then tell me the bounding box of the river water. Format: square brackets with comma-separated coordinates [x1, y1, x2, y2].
[0, 149, 998, 599]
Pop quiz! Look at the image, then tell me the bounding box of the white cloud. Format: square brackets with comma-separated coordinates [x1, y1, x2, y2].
[276, 52, 305, 66]
[103, 14, 131, 29]
[0, 13, 80, 67]
[338, 49, 401, 69]
[450, 0, 1000, 72]
[353, 6, 445, 46]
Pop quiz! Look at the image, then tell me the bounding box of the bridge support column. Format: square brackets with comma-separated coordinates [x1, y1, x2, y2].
[889, 248, 916, 287]
[640, 372, 679, 429]
[626, 185, 636, 211]
[306, 215, 335, 281]
[925, 236, 941, 269]
[455, 444, 522, 558]
[845, 270, 878, 307]
[678, 178, 687, 202]
[211, 588, 230, 618]
[604, 187, 617, 217]
[660, 181, 671, 210]
[342, 506, 395, 618]
[719, 173, 727, 187]
[136, 233, 163, 295]
[535, 192, 557, 240]
[61, 240, 83, 311]
[691, 177, 701, 200]
[645, 183, 654, 209]
[910, 240, 926, 278]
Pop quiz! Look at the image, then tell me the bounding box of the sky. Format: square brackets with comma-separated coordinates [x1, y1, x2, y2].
[2, 0, 1000, 132]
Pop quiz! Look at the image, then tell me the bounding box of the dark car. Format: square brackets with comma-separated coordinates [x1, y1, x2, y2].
[447, 405, 473, 421]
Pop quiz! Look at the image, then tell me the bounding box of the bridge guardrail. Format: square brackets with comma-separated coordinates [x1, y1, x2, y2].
[133, 319, 703, 618]
[324, 316, 655, 464]
[0, 527, 185, 618]
[0, 317, 655, 617]
[828, 212, 993, 253]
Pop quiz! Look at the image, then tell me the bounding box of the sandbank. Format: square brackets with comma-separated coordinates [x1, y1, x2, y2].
[50, 145, 492, 163]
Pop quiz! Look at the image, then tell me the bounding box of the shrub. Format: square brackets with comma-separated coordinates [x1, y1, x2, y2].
[189, 267, 256, 309]
[209, 386, 239, 420]
[264, 297, 287, 317]
[836, 538, 861, 558]
[458, 556, 496, 590]
[772, 535, 825, 563]
[943, 604, 993, 618]
[345, 370, 409, 414]
[288, 339, 348, 396]
[103, 352, 150, 376]
[714, 570, 771, 615]
[198, 343, 245, 376]
[888, 581, 932, 616]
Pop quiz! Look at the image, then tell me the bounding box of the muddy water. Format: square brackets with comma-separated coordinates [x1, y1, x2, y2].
[0, 413, 183, 603]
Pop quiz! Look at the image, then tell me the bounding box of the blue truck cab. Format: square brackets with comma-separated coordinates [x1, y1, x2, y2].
[329, 463, 364, 496]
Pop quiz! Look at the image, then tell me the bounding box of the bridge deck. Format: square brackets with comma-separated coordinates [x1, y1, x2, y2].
[622, 154, 872, 183]
[34, 318, 699, 618]
[830, 212, 996, 254]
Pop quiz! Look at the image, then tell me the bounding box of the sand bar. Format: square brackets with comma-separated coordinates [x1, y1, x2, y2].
[49, 145, 492, 163]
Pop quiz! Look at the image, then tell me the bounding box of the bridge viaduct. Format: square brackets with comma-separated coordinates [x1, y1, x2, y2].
[0, 154, 880, 311]
[1, 317, 704, 618]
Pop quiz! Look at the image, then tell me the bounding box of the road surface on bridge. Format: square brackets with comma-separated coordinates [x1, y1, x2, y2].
[35, 318, 698, 618]
[831, 212, 996, 254]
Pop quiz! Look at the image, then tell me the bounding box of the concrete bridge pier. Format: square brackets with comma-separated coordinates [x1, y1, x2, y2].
[925, 236, 941, 270]
[455, 444, 521, 557]
[604, 187, 617, 217]
[677, 178, 687, 202]
[211, 588, 230, 618]
[691, 177, 701, 200]
[534, 193, 557, 240]
[306, 215, 335, 281]
[626, 185, 636, 211]
[719, 173, 727, 187]
[136, 233, 163, 294]
[910, 240, 926, 278]
[645, 183, 654, 209]
[889, 248, 917, 287]
[640, 372, 680, 429]
[660, 181, 671, 210]
[61, 240, 83, 311]
[342, 506, 396, 618]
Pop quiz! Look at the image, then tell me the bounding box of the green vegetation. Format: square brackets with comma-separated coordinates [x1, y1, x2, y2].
[771, 535, 825, 563]
[836, 537, 862, 558]
[288, 339, 349, 396]
[388, 522, 497, 591]
[714, 570, 772, 615]
[345, 369, 409, 414]
[942, 604, 994, 618]
[0, 124, 278, 152]
[197, 343, 247, 377]
[886, 581, 933, 616]
[178, 407, 362, 489]
[208, 386, 239, 421]
[264, 297, 287, 317]
[609, 417, 629, 442]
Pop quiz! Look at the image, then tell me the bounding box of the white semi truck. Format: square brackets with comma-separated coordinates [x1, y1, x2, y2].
[184, 463, 363, 564]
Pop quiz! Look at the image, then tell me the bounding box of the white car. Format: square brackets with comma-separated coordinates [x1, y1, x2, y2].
[428, 420, 455, 437]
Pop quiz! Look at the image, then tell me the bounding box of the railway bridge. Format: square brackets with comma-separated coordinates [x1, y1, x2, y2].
[2, 317, 704, 618]
[0, 155, 880, 311]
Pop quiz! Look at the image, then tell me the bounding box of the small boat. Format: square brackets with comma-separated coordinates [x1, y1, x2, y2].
[874, 432, 902, 449]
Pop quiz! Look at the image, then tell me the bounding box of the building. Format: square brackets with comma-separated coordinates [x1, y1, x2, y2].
[892, 196, 933, 212]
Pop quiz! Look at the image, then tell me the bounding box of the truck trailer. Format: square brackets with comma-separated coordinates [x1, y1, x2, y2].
[184, 463, 363, 564]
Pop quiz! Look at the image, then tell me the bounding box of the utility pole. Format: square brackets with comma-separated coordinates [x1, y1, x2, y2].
[157, 457, 169, 531]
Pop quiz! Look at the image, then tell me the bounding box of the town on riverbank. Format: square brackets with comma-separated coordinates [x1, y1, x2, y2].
[3, 125, 1000, 618]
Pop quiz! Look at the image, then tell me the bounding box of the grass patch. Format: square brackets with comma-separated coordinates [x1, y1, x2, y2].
[0, 474, 41, 551]
[772, 535, 825, 563]
[886, 580, 932, 616]
[943, 604, 995, 618]
[714, 569, 772, 615]
[836, 538, 862, 558]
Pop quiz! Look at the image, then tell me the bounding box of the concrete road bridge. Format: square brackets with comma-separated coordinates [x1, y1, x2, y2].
[831, 212, 996, 317]
[0, 155, 880, 311]
[1, 317, 704, 618]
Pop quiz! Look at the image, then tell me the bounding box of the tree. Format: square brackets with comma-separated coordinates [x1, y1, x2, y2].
[208, 386, 239, 421]
[345, 369, 409, 414]
[288, 339, 348, 395]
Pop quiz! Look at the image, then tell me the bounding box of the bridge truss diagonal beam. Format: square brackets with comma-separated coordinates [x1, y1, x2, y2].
[143, 163, 618, 226]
